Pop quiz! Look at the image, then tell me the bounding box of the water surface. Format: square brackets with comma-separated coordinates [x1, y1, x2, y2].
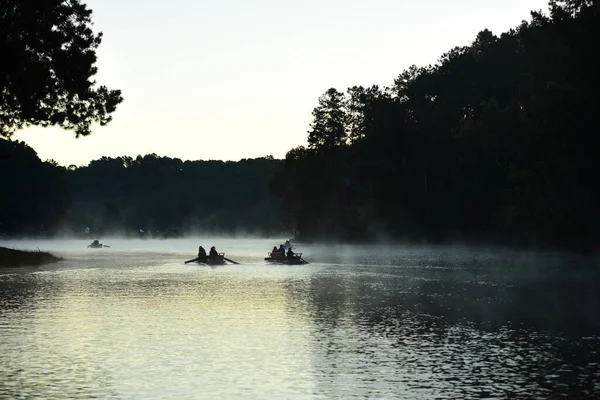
[1, 238, 599, 399]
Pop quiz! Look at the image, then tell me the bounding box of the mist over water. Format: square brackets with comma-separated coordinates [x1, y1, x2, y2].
[1, 238, 599, 398]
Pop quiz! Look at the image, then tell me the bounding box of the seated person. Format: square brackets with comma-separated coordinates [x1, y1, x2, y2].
[287, 247, 294, 258]
[198, 246, 207, 258]
[209, 246, 218, 259]
[278, 244, 286, 254]
[271, 246, 278, 256]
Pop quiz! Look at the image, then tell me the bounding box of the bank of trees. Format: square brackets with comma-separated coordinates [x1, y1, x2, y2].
[0, 140, 70, 235]
[67, 154, 283, 236]
[0, 2, 286, 237]
[0, 140, 283, 237]
[271, 1, 600, 249]
[3, 0, 599, 249]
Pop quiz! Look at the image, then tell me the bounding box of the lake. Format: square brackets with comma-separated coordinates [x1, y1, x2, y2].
[1, 238, 599, 399]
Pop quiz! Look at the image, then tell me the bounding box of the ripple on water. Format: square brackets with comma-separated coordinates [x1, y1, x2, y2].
[0, 242, 598, 398]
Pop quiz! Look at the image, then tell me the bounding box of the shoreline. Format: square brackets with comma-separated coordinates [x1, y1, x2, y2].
[0, 246, 62, 267]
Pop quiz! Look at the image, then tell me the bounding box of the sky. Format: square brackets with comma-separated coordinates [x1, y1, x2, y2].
[14, 0, 550, 167]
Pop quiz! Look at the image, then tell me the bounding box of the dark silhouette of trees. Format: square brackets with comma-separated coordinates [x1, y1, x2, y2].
[64, 154, 284, 237]
[0, 0, 122, 137]
[2, 0, 597, 250]
[308, 88, 348, 150]
[0, 139, 71, 236]
[0, 139, 284, 237]
[272, 0, 600, 250]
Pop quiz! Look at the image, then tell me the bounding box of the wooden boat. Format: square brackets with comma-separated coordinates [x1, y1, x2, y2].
[186, 253, 227, 265]
[264, 252, 308, 265]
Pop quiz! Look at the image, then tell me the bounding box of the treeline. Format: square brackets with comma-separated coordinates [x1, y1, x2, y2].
[270, 1, 600, 249]
[0, 139, 284, 237]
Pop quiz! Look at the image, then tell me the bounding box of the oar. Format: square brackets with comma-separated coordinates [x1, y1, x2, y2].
[185, 257, 200, 264]
[103, 245, 111, 248]
[223, 257, 240, 265]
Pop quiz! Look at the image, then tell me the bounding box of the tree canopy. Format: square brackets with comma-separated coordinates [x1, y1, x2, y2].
[0, 0, 122, 137]
[0, 139, 284, 237]
[271, 0, 600, 250]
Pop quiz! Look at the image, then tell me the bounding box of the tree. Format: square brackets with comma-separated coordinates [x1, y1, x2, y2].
[549, 0, 597, 17]
[307, 88, 348, 150]
[345, 85, 385, 144]
[0, 139, 71, 235]
[0, 0, 122, 137]
[272, 0, 600, 249]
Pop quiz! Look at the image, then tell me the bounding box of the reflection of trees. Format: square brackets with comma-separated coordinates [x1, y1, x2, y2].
[290, 251, 600, 397]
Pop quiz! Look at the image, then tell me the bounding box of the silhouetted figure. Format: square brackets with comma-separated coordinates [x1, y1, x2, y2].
[278, 244, 285, 254]
[284, 240, 291, 249]
[88, 239, 102, 248]
[198, 246, 206, 258]
[209, 246, 217, 260]
[287, 247, 294, 258]
[271, 246, 278, 256]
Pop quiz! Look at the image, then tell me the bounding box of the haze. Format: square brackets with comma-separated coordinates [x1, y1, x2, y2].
[13, 0, 548, 167]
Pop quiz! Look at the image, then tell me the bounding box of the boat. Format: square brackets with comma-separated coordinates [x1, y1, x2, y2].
[87, 240, 109, 248]
[265, 252, 308, 265]
[186, 253, 227, 265]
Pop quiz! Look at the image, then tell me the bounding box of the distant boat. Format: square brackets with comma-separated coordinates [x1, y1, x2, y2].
[265, 252, 308, 265]
[87, 240, 109, 249]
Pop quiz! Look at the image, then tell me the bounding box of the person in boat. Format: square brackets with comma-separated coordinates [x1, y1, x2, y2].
[278, 244, 286, 254]
[209, 246, 218, 260]
[198, 246, 207, 258]
[271, 246, 278, 256]
[287, 247, 294, 258]
[284, 240, 291, 249]
[90, 239, 100, 247]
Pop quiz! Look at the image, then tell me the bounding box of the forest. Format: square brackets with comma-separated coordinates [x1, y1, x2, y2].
[0, 139, 283, 238]
[1, 1, 598, 250]
[269, 1, 600, 250]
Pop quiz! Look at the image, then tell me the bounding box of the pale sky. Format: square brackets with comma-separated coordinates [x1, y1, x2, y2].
[14, 0, 549, 167]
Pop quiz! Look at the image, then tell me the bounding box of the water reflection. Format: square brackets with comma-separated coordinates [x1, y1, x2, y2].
[288, 250, 600, 398]
[0, 240, 598, 398]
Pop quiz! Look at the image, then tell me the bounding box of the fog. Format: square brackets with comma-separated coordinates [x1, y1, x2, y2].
[2, 235, 597, 273]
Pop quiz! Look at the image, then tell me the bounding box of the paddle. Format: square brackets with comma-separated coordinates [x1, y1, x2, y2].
[103, 245, 111, 248]
[223, 257, 240, 265]
[295, 253, 307, 264]
[185, 257, 200, 264]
